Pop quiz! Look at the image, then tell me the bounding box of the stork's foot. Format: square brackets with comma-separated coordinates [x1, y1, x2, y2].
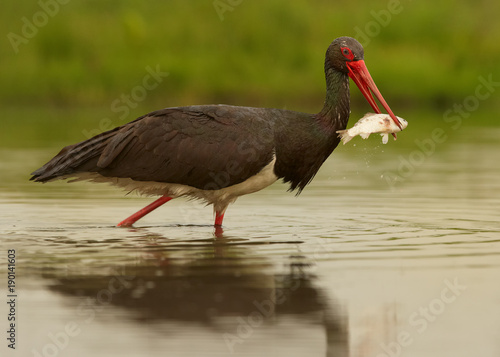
[117, 220, 134, 228]
[214, 225, 224, 238]
[213, 212, 225, 238]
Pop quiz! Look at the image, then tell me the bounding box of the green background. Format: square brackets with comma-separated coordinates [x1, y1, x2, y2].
[1, 0, 499, 147]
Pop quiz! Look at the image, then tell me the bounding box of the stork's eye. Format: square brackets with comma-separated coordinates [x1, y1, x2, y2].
[341, 47, 354, 61]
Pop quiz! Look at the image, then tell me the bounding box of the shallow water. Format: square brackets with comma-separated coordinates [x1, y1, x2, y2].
[1, 127, 500, 357]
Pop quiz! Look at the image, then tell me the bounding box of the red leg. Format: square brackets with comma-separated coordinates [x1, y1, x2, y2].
[117, 196, 173, 227]
[214, 211, 225, 226]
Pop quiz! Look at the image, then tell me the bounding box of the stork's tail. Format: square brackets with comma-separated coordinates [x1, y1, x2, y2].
[30, 128, 119, 183]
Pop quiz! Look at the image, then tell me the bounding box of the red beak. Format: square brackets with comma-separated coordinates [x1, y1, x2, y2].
[347, 60, 402, 137]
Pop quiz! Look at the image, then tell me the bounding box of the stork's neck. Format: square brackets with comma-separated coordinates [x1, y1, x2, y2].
[316, 67, 351, 130]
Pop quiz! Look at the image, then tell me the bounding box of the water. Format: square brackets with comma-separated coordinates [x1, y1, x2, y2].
[1, 127, 500, 357]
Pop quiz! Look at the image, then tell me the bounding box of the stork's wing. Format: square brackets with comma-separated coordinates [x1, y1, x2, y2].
[31, 105, 276, 190]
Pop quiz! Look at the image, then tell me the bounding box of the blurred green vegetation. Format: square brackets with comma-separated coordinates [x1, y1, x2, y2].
[1, 0, 499, 147]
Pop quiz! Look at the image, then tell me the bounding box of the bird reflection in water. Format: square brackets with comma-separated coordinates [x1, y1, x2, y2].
[42, 229, 349, 356]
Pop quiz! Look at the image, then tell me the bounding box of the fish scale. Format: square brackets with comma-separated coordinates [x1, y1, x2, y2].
[336, 113, 408, 145]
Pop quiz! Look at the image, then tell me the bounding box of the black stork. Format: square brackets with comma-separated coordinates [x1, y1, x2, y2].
[31, 37, 401, 228]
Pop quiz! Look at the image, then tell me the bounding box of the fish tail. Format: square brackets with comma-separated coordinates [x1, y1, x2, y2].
[336, 130, 352, 145]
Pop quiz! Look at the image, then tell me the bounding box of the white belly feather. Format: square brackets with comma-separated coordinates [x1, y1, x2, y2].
[64, 157, 278, 214]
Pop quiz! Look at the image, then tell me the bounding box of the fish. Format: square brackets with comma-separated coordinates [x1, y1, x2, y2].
[336, 113, 408, 145]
